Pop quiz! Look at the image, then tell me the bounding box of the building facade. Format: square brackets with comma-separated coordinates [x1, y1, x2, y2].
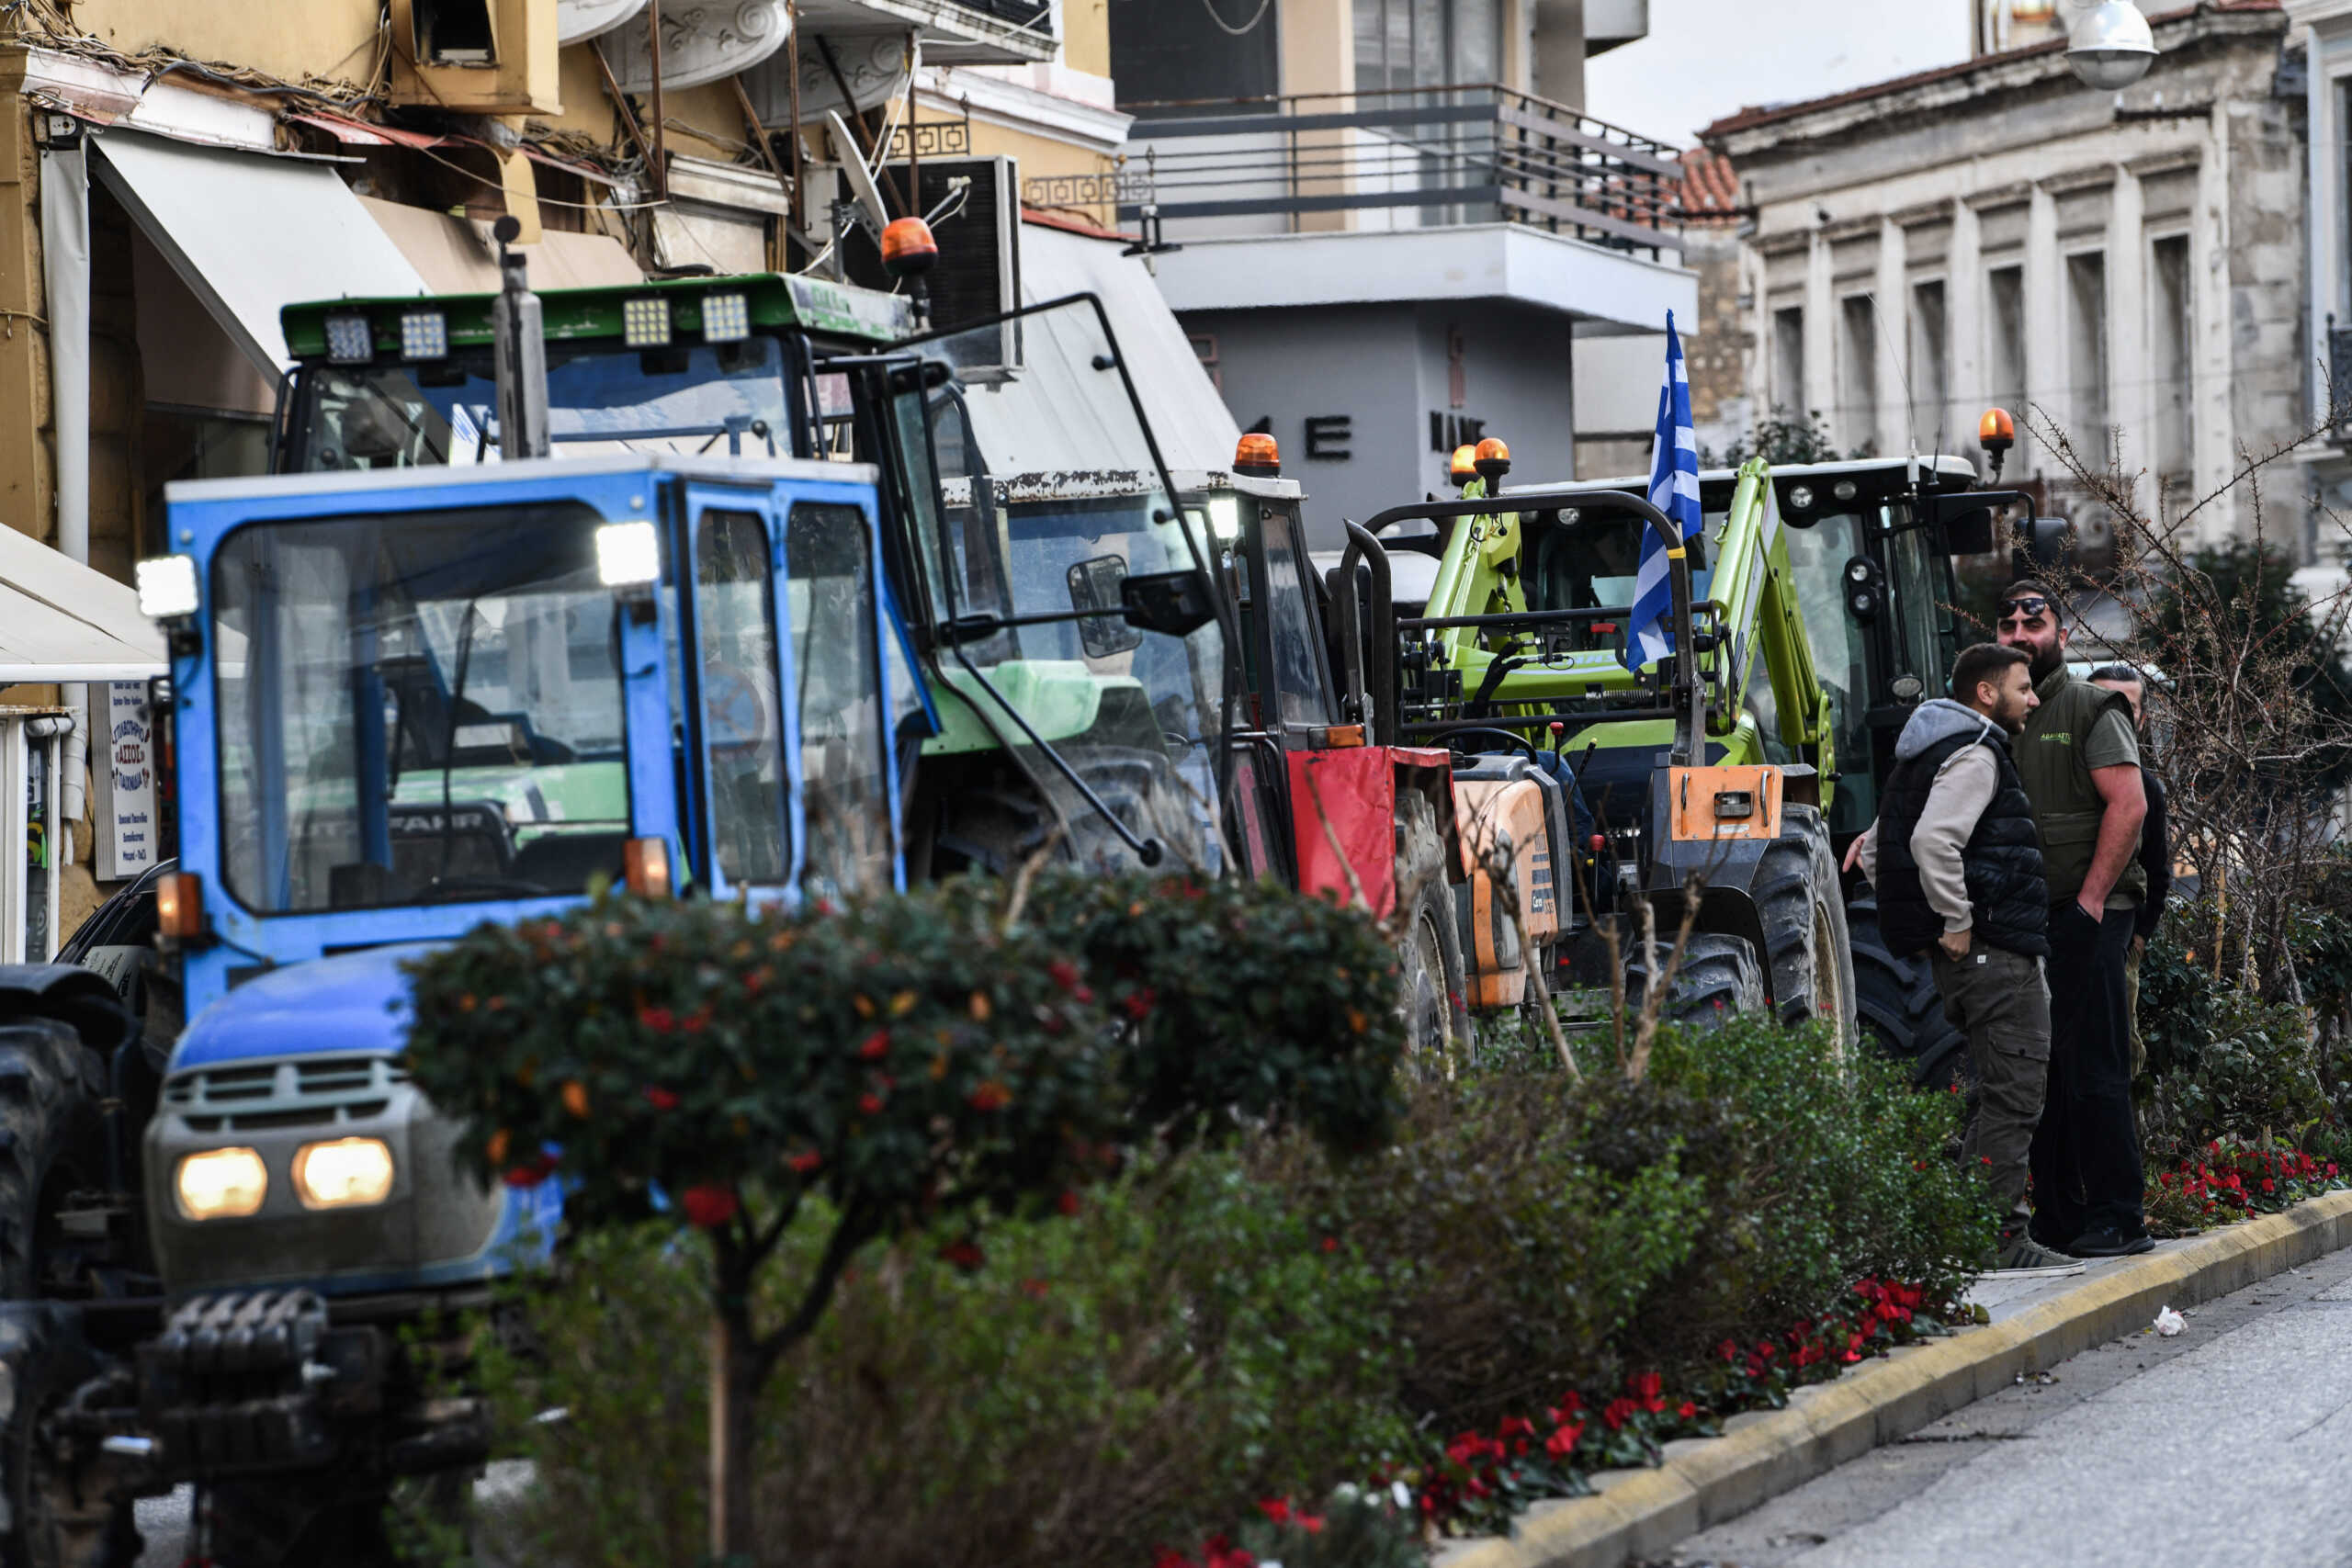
[2286, 0, 2352, 579]
[1105, 0, 1693, 544]
[1704, 2, 2302, 557]
[0, 0, 1205, 936]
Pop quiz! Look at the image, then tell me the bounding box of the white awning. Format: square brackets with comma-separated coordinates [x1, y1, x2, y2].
[1017, 219, 1241, 476]
[0, 528, 165, 685]
[359, 196, 645, 293]
[91, 130, 428, 374]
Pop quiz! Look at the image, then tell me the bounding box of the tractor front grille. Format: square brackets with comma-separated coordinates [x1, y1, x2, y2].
[164, 1055, 409, 1134]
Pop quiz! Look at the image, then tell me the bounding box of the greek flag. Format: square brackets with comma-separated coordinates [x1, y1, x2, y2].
[1623, 312, 1704, 671]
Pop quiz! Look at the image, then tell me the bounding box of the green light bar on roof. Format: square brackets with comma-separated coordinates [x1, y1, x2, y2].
[277, 275, 916, 362]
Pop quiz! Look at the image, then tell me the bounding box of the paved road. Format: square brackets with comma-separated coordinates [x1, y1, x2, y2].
[1658, 1242, 2352, 1568]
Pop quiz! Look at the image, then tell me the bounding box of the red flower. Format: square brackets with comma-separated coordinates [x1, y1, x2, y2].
[639, 1006, 676, 1033]
[858, 1091, 885, 1115]
[643, 1086, 680, 1111]
[939, 1238, 985, 1271]
[2262, 1178, 2277, 1193]
[1319, 1235, 1340, 1254]
[857, 1029, 890, 1062]
[1679, 1401, 1698, 1419]
[787, 1149, 822, 1176]
[968, 1080, 1012, 1112]
[1256, 1499, 1292, 1526]
[1048, 959, 1083, 993]
[1296, 1514, 1325, 1535]
[1544, 1419, 1584, 1459]
[680, 1184, 739, 1228]
[1601, 1397, 1638, 1431]
[681, 1007, 711, 1035]
[1630, 1371, 1666, 1412]
[1123, 987, 1158, 1021]
[1057, 1190, 1083, 1217]
[501, 1152, 557, 1188]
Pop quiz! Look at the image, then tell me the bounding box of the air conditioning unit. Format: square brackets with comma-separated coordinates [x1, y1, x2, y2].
[843, 155, 1022, 370]
[388, 0, 560, 114]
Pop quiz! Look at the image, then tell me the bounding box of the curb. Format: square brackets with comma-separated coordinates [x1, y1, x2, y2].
[1432, 1189, 2352, 1568]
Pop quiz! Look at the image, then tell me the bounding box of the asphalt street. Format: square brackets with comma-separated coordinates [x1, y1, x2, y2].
[1657, 1242, 2352, 1568]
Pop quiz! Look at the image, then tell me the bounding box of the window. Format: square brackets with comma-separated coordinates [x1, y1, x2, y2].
[1986, 265, 2028, 464]
[1909, 280, 1950, 440]
[1258, 506, 1333, 728]
[1839, 295, 1880, 457]
[2067, 251, 2109, 451]
[1771, 307, 1806, 416]
[786, 504, 894, 902]
[1353, 0, 1500, 94]
[695, 511, 790, 890]
[2151, 234, 2193, 479]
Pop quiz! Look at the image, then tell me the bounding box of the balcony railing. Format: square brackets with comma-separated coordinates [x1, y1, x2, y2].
[956, 0, 1055, 31]
[1119, 85, 1686, 258]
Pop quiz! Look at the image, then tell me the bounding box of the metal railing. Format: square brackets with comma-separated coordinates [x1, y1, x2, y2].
[1119, 85, 1686, 258]
[957, 0, 1056, 32]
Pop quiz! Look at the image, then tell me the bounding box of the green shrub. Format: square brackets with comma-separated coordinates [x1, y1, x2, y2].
[2138, 908, 2338, 1163]
[1020, 870, 1407, 1153]
[1266, 1015, 1991, 1431]
[471, 1152, 1404, 1568]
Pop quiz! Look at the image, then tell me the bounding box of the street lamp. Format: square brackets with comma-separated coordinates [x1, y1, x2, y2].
[2067, 1, 2155, 91]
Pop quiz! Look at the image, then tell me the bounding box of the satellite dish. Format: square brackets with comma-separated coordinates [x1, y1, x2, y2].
[2067, 1, 2155, 91]
[825, 110, 892, 234]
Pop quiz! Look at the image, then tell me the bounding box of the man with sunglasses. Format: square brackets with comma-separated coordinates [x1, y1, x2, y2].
[1998, 581, 2152, 1258]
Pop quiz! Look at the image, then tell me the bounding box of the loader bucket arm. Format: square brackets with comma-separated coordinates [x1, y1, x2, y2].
[1340, 489, 1702, 761]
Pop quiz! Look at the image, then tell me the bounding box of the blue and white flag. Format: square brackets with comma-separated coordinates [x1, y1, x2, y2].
[1623, 312, 1704, 671]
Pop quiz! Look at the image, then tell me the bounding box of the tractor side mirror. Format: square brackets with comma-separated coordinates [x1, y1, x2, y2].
[1121, 570, 1216, 639]
[1929, 490, 2027, 556]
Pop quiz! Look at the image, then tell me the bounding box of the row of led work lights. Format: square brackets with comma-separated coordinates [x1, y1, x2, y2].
[322, 289, 755, 367]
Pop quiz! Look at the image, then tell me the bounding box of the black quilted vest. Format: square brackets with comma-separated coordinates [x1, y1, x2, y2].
[1877, 728, 2050, 960]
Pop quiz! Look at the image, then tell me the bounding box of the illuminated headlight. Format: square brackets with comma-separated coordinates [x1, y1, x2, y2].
[701, 290, 751, 344]
[292, 1136, 395, 1210]
[323, 312, 374, 366]
[175, 1147, 267, 1221]
[1207, 495, 1241, 541]
[401, 310, 449, 362]
[1847, 560, 1871, 584]
[623, 296, 673, 348]
[597, 521, 661, 587]
[136, 555, 200, 620]
[1788, 484, 1815, 512]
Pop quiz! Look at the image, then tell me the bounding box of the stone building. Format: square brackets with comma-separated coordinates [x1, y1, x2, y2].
[1702, 1, 2305, 555]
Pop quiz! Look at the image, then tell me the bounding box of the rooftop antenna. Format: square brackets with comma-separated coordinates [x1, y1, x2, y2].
[492, 215, 549, 461]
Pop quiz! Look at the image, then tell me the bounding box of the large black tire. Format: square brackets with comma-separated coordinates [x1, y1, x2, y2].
[1846, 893, 1965, 1085]
[1625, 931, 1766, 1029]
[1392, 790, 1469, 1070]
[0, 1020, 103, 1302]
[1751, 807, 1859, 1045]
[0, 1305, 139, 1568]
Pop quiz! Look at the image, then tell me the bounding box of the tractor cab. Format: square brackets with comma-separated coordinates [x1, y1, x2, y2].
[273, 279, 1238, 880]
[1543, 455, 2002, 840]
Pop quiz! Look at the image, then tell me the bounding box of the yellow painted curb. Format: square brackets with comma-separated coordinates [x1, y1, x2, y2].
[1433, 1189, 2352, 1568]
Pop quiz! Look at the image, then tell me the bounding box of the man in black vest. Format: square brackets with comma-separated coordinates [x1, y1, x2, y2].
[1848, 643, 2067, 1269]
[1999, 581, 2151, 1258]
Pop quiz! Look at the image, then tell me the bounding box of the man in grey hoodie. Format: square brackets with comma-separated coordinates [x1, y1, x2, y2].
[1846, 644, 2068, 1269]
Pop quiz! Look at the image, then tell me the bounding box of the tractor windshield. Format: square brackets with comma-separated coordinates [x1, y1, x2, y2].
[211, 502, 630, 914]
[904, 299, 1229, 871]
[288, 337, 793, 468]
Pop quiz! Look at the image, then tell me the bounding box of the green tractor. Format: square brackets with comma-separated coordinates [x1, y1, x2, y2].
[1359, 439, 2018, 1080]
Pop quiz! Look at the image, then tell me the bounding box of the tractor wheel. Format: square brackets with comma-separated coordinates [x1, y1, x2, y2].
[1625, 931, 1765, 1030]
[1751, 807, 1859, 1046]
[1846, 894, 1965, 1086]
[0, 1305, 140, 1568]
[0, 1003, 136, 1568]
[1393, 791, 1469, 1073]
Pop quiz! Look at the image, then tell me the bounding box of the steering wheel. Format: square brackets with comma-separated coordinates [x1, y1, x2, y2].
[701, 660, 777, 756]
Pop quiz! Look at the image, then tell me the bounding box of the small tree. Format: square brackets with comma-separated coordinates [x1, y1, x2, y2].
[1700, 407, 1855, 469]
[402, 873, 1411, 1562]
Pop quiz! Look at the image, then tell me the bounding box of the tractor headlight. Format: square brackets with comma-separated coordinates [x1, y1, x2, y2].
[175, 1147, 267, 1221]
[291, 1137, 396, 1210]
[136, 555, 200, 621]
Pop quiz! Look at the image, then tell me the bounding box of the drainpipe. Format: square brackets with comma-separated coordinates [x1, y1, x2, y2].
[39, 140, 90, 870]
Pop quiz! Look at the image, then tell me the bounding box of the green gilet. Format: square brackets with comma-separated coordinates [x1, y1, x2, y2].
[2013, 668, 2146, 908]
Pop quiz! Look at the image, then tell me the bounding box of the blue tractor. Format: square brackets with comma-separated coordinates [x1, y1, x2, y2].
[0, 240, 922, 1563]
